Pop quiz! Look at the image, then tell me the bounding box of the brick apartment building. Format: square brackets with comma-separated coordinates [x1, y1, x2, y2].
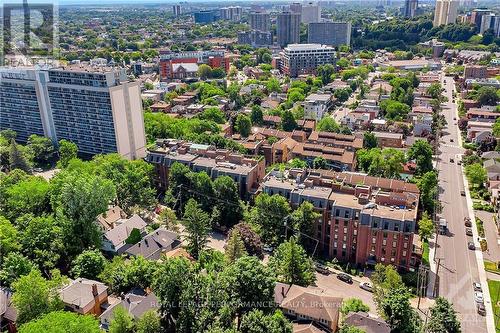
[159, 50, 230, 81]
[145, 139, 265, 198]
[261, 169, 421, 270]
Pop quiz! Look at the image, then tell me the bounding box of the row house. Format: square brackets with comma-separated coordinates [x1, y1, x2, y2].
[261, 169, 420, 270]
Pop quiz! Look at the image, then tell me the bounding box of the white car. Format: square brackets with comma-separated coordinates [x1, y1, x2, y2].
[359, 282, 373, 292]
[474, 291, 484, 303]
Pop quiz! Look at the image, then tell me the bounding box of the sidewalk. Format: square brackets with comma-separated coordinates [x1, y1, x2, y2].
[462, 169, 496, 333]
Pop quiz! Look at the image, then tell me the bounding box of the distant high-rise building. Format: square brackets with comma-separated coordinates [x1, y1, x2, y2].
[433, 0, 458, 27]
[308, 22, 351, 47]
[479, 14, 500, 36]
[220, 6, 242, 22]
[301, 2, 321, 24]
[289, 2, 302, 14]
[249, 12, 271, 32]
[0, 66, 146, 159]
[471, 9, 491, 30]
[172, 5, 181, 16]
[193, 10, 218, 24]
[280, 43, 336, 77]
[237, 30, 273, 47]
[403, 0, 418, 18]
[277, 11, 301, 48]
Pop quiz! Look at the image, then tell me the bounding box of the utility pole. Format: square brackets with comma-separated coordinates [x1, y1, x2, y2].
[433, 257, 441, 298]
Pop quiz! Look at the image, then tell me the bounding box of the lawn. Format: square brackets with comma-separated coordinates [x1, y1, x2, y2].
[488, 280, 500, 331]
[422, 240, 430, 266]
[485, 260, 500, 274]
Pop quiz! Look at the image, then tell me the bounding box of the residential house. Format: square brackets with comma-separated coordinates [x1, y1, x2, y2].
[485, 159, 500, 181]
[293, 322, 328, 333]
[97, 206, 126, 232]
[304, 93, 333, 120]
[343, 312, 390, 333]
[467, 121, 493, 143]
[412, 114, 433, 137]
[100, 290, 159, 331]
[372, 132, 404, 148]
[102, 215, 148, 253]
[59, 279, 108, 316]
[125, 228, 181, 260]
[275, 282, 342, 332]
[0, 288, 16, 333]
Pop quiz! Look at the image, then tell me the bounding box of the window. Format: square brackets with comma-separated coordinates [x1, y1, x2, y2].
[371, 246, 375, 252]
[392, 241, 397, 248]
[335, 209, 340, 217]
[394, 224, 400, 232]
[354, 229, 357, 236]
[383, 239, 387, 246]
[383, 232, 388, 238]
[403, 250, 407, 256]
[343, 227, 347, 233]
[344, 210, 350, 218]
[383, 222, 389, 230]
[404, 242, 408, 249]
[372, 237, 376, 244]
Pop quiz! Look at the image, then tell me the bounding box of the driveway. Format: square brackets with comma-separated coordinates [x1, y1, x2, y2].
[475, 210, 500, 263]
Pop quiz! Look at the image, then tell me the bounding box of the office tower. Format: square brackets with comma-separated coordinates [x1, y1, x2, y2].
[479, 14, 500, 36]
[193, 10, 218, 24]
[403, 0, 418, 18]
[249, 12, 271, 32]
[280, 43, 336, 77]
[0, 66, 146, 159]
[220, 6, 242, 22]
[301, 2, 321, 24]
[308, 22, 352, 47]
[172, 5, 181, 16]
[277, 11, 301, 48]
[433, 0, 458, 27]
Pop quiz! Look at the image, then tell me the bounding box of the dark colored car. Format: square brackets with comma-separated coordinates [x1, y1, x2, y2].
[464, 217, 472, 227]
[461, 190, 466, 196]
[337, 273, 353, 284]
[315, 264, 330, 275]
[468, 242, 475, 250]
[477, 303, 486, 316]
[466, 228, 473, 236]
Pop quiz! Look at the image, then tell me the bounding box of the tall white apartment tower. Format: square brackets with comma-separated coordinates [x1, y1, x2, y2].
[433, 0, 458, 27]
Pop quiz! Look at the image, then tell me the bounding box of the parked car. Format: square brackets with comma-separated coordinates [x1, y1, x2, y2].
[359, 282, 373, 292]
[466, 228, 473, 236]
[461, 190, 466, 196]
[477, 302, 486, 316]
[468, 242, 475, 250]
[474, 291, 484, 303]
[464, 217, 472, 227]
[33, 167, 43, 173]
[337, 273, 353, 284]
[453, 117, 456, 121]
[315, 263, 330, 275]
[263, 245, 274, 253]
[473, 282, 482, 292]
[450, 138, 454, 142]
[450, 158, 454, 163]
[457, 160, 462, 165]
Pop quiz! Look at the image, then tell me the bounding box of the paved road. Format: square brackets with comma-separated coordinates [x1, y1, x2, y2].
[434, 74, 488, 332]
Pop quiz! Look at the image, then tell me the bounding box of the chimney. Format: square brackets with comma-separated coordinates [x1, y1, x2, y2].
[281, 286, 285, 297]
[92, 284, 98, 297]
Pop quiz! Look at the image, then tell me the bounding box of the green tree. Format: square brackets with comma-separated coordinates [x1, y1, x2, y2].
[380, 100, 410, 121]
[200, 107, 226, 124]
[493, 118, 500, 138]
[27, 135, 55, 166]
[235, 114, 252, 137]
[93, 154, 156, 212]
[183, 199, 210, 259]
[417, 171, 438, 214]
[336, 58, 350, 70]
[426, 82, 444, 100]
[407, 140, 434, 175]
[269, 237, 315, 287]
[381, 287, 421, 333]
[465, 163, 487, 188]
[18, 214, 64, 270]
[266, 78, 281, 93]
[425, 297, 461, 333]
[281, 110, 297, 132]
[212, 176, 243, 228]
[225, 229, 247, 263]
[340, 298, 370, 316]
[371, 263, 404, 312]
[9, 140, 31, 172]
[249, 193, 291, 245]
[70, 249, 107, 279]
[158, 207, 179, 232]
[109, 306, 134, 333]
[313, 156, 327, 169]
[334, 87, 353, 103]
[152, 257, 193, 324]
[0, 216, 19, 255]
[0, 252, 34, 287]
[57, 139, 78, 168]
[3, 177, 50, 221]
[57, 173, 116, 254]
[250, 105, 264, 125]
[363, 132, 378, 149]
[230, 223, 264, 259]
[476, 86, 499, 106]
[12, 269, 64, 324]
[290, 202, 321, 240]
[18, 311, 101, 333]
[222, 256, 275, 320]
[198, 64, 213, 80]
[418, 211, 434, 242]
[240, 309, 292, 333]
[339, 325, 366, 333]
[317, 64, 336, 84]
[136, 309, 161, 333]
[317, 117, 341, 133]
